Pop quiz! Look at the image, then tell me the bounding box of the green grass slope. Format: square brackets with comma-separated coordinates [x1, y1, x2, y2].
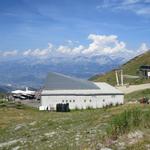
[0, 101, 150, 150]
[90, 51, 150, 85]
[125, 89, 150, 101]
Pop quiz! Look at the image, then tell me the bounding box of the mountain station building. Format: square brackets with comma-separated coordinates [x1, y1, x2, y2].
[139, 65, 150, 79]
[39, 72, 124, 110]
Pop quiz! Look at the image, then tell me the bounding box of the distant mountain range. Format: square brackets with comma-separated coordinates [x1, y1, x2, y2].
[0, 85, 15, 93]
[0, 47, 143, 91]
[0, 54, 130, 89]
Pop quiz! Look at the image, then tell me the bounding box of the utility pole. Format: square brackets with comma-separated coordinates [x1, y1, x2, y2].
[121, 69, 124, 86]
[115, 70, 119, 86]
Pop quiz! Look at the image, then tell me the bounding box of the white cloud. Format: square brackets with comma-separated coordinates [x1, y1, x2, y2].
[65, 40, 80, 46]
[72, 45, 84, 54]
[23, 34, 127, 57]
[23, 49, 32, 56]
[23, 34, 148, 61]
[123, 0, 140, 5]
[82, 34, 126, 55]
[57, 45, 84, 55]
[0, 35, 149, 61]
[97, 0, 150, 16]
[0, 50, 18, 57]
[23, 48, 51, 57]
[23, 43, 53, 58]
[66, 40, 74, 45]
[48, 43, 53, 49]
[57, 34, 126, 56]
[57, 45, 72, 54]
[137, 43, 149, 53]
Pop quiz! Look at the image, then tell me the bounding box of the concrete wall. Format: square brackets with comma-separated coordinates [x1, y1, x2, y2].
[40, 94, 124, 110]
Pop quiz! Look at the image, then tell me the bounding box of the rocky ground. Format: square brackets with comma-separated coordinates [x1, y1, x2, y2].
[0, 103, 149, 150]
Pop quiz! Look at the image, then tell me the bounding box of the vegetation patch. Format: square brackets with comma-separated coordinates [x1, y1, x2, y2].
[0, 100, 27, 109]
[107, 107, 150, 140]
[125, 89, 150, 101]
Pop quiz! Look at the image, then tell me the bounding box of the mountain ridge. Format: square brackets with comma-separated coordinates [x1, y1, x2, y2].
[0, 55, 127, 88]
[90, 50, 150, 85]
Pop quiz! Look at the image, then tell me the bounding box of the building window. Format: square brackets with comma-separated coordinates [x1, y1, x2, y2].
[73, 100, 75, 102]
[69, 100, 72, 102]
[66, 100, 68, 103]
[62, 100, 64, 103]
[89, 100, 92, 102]
[84, 100, 86, 102]
[103, 99, 105, 102]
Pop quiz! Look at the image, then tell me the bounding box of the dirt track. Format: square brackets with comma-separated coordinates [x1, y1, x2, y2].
[116, 83, 150, 94]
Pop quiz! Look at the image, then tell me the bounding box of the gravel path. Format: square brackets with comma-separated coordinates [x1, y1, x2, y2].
[20, 100, 40, 108]
[117, 83, 150, 94]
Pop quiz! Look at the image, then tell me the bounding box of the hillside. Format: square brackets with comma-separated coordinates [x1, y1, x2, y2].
[90, 51, 150, 85]
[0, 101, 150, 150]
[125, 89, 150, 101]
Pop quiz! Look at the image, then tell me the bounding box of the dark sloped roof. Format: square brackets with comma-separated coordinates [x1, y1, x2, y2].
[44, 72, 100, 90]
[140, 65, 150, 70]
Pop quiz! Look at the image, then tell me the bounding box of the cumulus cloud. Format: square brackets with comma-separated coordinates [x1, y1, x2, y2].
[48, 43, 53, 49]
[58, 35, 124, 55]
[0, 34, 149, 60]
[55, 34, 127, 56]
[23, 43, 53, 58]
[23, 48, 51, 57]
[21, 34, 148, 59]
[57, 45, 84, 55]
[66, 40, 74, 45]
[0, 50, 18, 57]
[72, 45, 84, 54]
[57, 45, 72, 54]
[82, 34, 126, 55]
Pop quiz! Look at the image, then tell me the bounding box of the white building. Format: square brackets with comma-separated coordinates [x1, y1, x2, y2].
[11, 87, 35, 100]
[39, 72, 124, 110]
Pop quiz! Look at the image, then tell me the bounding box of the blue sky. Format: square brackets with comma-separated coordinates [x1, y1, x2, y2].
[0, 0, 150, 58]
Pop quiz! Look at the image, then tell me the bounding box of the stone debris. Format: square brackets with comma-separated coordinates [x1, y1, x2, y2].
[0, 139, 22, 148]
[128, 131, 143, 145]
[75, 133, 81, 145]
[96, 143, 112, 150]
[96, 143, 103, 150]
[145, 144, 150, 150]
[128, 130, 143, 145]
[12, 146, 20, 150]
[75, 133, 82, 142]
[14, 124, 26, 131]
[29, 121, 36, 126]
[44, 131, 56, 138]
[127, 101, 138, 104]
[101, 148, 112, 150]
[116, 142, 125, 150]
